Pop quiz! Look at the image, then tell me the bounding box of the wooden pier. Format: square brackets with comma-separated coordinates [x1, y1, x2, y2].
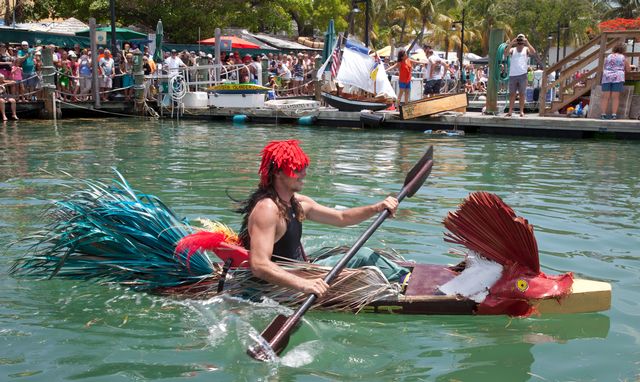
[12, 98, 639, 140]
[183, 106, 640, 139]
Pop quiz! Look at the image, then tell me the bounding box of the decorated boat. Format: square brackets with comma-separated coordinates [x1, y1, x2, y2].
[10, 171, 610, 317]
[207, 83, 271, 94]
[207, 83, 270, 108]
[319, 39, 396, 111]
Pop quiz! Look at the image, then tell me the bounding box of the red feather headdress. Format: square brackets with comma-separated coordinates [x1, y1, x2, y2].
[259, 140, 310, 187]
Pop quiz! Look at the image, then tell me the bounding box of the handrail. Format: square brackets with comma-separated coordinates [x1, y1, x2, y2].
[539, 30, 640, 116]
[544, 35, 601, 75]
[547, 39, 618, 89]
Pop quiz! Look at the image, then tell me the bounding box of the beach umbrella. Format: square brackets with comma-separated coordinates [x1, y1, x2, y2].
[153, 19, 163, 62]
[322, 19, 336, 63]
[198, 36, 260, 49]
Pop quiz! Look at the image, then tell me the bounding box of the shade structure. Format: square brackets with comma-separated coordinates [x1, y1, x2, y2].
[153, 19, 163, 63]
[322, 19, 336, 63]
[376, 44, 413, 58]
[198, 36, 260, 49]
[76, 26, 147, 40]
[410, 49, 428, 62]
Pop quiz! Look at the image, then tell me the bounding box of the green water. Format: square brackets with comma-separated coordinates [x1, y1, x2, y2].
[1, 119, 638, 381]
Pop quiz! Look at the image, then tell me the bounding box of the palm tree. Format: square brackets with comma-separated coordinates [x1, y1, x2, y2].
[466, 0, 512, 55]
[388, 0, 422, 45]
[596, 0, 640, 19]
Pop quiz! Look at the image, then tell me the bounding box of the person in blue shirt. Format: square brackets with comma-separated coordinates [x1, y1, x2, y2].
[17, 41, 39, 100]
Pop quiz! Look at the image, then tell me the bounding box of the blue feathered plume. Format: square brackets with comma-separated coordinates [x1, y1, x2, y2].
[10, 170, 217, 290]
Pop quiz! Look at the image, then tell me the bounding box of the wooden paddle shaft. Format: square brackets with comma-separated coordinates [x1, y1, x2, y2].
[265, 159, 433, 353]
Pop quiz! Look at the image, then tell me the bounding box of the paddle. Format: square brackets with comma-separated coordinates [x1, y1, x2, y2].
[247, 146, 434, 361]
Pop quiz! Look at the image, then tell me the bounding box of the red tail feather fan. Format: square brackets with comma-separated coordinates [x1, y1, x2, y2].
[443, 192, 573, 316]
[443, 191, 540, 273]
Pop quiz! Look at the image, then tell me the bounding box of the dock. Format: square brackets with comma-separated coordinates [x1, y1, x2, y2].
[180, 106, 640, 139]
[12, 97, 639, 140]
[14, 100, 137, 119]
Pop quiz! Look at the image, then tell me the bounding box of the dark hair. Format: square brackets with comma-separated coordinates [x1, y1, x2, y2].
[612, 42, 626, 54]
[397, 49, 406, 62]
[236, 166, 305, 250]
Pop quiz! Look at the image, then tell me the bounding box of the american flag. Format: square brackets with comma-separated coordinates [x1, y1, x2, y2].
[330, 36, 342, 78]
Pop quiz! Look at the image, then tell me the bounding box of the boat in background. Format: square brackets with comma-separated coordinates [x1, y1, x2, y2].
[207, 83, 270, 108]
[321, 91, 389, 112]
[320, 39, 396, 111]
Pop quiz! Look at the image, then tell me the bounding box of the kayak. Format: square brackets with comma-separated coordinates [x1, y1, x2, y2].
[10, 171, 611, 317]
[363, 263, 611, 315]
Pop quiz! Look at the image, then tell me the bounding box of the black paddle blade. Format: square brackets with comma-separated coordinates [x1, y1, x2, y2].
[405, 159, 433, 198]
[404, 146, 433, 189]
[247, 314, 292, 361]
[409, 159, 433, 196]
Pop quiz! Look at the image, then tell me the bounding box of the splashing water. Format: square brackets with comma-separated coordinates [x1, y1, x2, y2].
[185, 295, 323, 366]
[279, 340, 322, 367]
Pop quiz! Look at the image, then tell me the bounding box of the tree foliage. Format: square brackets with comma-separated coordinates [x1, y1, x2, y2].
[9, 0, 628, 53]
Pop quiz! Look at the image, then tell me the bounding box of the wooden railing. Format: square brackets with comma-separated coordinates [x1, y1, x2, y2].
[539, 30, 640, 116]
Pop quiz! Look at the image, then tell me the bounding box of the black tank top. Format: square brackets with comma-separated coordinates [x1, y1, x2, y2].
[272, 207, 304, 261]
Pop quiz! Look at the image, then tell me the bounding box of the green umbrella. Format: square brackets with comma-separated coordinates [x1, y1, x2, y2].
[153, 19, 163, 63]
[76, 26, 147, 41]
[322, 19, 336, 65]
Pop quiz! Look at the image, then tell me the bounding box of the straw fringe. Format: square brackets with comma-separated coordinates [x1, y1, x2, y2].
[158, 258, 399, 312]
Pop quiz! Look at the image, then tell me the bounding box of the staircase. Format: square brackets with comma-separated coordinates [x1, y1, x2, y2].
[539, 30, 640, 116]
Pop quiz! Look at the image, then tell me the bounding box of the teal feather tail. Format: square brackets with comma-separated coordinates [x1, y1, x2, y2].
[10, 170, 218, 290]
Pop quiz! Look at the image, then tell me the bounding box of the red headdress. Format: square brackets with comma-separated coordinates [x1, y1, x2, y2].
[258, 140, 310, 187]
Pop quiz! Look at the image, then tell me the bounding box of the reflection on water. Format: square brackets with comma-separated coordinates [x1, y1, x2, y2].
[0, 119, 638, 381]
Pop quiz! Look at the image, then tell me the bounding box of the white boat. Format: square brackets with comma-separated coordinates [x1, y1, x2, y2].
[207, 83, 270, 108]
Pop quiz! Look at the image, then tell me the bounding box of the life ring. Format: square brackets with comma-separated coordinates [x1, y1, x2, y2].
[264, 99, 320, 111]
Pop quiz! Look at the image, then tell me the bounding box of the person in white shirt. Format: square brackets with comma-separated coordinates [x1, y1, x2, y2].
[504, 33, 536, 117]
[163, 49, 186, 75]
[277, 62, 291, 91]
[251, 55, 263, 86]
[98, 49, 115, 101]
[532, 66, 544, 88]
[422, 44, 446, 96]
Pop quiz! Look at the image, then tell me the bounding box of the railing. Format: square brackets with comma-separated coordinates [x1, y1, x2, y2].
[539, 30, 640, 116]
[161, 63, 318, 97]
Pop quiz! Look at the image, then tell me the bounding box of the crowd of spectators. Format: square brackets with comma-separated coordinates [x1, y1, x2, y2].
[150, 49, 321, 97]
[0, 40, 144, 105]
[0, 39, 323, 109]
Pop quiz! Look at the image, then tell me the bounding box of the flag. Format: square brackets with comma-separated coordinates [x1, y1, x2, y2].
[369, 52, 381, 81]
[330, 36, 342, 78]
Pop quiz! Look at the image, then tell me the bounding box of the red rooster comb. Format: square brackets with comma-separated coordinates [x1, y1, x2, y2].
[259, 140, 310, 187]
[443, 192, 540, 273]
